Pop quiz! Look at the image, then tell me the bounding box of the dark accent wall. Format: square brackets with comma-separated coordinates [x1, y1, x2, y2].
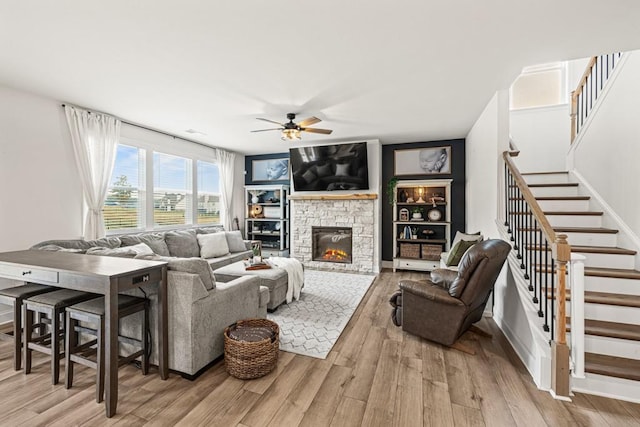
[381, 139, 466, 261]
[244, 152, 290, 185]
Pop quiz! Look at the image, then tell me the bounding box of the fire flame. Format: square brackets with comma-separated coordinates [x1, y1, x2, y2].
[322, 249, 349, 261]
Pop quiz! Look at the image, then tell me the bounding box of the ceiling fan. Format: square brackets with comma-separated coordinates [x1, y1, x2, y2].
[251, 113, 333, 140]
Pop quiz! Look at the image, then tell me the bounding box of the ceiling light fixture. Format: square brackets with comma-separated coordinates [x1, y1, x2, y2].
[281, 128, 301, 141]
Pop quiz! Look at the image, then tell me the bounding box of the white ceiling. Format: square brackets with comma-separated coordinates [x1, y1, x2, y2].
[2, 1, 640, 155]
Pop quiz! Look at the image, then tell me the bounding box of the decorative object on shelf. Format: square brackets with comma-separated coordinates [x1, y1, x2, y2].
[411, 227, 418, 239]
[422, 229, 435, 239]
[422, 244, 442, 261]
[403, 226, 412, 240]
[399, 208, 409, 222]
[263, 206, 280, 218]
[400, 243, 420, 259]
[398, 189, 408, 203]
[249, 189, 266, 204]
[411, 207, 423, 220]
[250, 205, 264, 218]
[393, 146, 451, 175]
[429, 195, 445, 206]
[386, 177, 399, 205]
[427, 208, 442, 222]
[416, 187, 425, 204]
[406, 197, 414, 203]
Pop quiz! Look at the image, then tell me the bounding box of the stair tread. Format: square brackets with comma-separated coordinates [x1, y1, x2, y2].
[534, 264, 640, 280]
[543, 211, 604, 216]
[550, 289, 640, 308]
[521, 171, 569, 176]
[527, 244, 636, 255]
[585, 353, 640, 381]
[567, 318, 640, 342]
[525, 183, 579, 188]
[518, 226, 618, 234]
[510, 196, 590, 200]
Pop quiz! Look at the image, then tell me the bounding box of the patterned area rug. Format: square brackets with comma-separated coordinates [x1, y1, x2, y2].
[267, 269, 376, 359]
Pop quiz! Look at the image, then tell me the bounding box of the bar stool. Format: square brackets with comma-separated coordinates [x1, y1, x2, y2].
[23, 289, 97, 384]
[65, 295, 149, 403]
[0, 283, 57, 370]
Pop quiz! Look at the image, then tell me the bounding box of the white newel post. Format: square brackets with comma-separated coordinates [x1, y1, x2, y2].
[569, 253, 586, 379]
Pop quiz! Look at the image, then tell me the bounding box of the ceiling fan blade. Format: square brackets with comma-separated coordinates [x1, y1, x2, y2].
[297, 116, 321, 127]
[256, 118, 285, 126]
[302, 127, 333, 135]
[250, 128, 283, 133]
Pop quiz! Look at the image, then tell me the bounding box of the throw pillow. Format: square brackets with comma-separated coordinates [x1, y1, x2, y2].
[335, 163, 351, 177]
[165, 229, 200, 258]
[302, 169, 317, 184]
[86, 243, 154, 258]
[197, 232, 230, 258]
[316, 163, 332, 177]
[445, 239, 477, 267]
[451, 231, 483, 248]
[225, 231, 247, 253]
[120, 233, 171, 256]
[195, 226, 225, 234]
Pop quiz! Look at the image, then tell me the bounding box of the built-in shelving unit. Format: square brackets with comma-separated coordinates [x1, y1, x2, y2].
[392, 179, 452, 272]
[245, 184, 290, 257]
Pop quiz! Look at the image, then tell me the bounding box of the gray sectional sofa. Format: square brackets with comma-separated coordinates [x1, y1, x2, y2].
[31, 226, 269, 377]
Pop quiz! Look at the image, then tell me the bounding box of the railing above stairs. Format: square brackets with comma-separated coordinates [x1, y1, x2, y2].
[502, 144, 577, 399]
[570, 53, 623, 142]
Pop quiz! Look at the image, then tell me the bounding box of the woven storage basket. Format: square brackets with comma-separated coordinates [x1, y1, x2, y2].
[421, 244, 442, 261]
[224, 318, 279, 379]
[399, 243, 420, 259]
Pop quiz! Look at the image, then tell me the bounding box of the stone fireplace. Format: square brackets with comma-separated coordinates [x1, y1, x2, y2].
[312, 226, 352, 263]
[290, 195, 379, 273]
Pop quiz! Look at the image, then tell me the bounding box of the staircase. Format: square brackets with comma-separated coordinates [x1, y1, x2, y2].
[521, 171, 640, 400]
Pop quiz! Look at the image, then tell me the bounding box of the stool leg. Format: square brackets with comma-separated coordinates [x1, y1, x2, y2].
[97, 319, 104, 403]
[51, 309, 60, 385]
[65, 312, 75, 390]
[142, 304, 149, 375]
[22, 304, 33, 375]
[13, 299, 22, 371]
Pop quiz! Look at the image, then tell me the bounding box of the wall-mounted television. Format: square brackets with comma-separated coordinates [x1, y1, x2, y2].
[290, 142, 369, 191]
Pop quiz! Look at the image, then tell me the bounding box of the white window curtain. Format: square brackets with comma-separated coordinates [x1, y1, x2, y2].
[215, 148, 235, 231]
[64, 105, 121, 240]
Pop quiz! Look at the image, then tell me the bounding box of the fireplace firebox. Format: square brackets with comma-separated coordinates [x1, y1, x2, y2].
[312, 226, 353, 263]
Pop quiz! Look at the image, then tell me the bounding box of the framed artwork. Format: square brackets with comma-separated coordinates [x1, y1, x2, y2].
[399, 208, 409, 221]
[394, 146, 451, 175]
[252, 158, 290, 181]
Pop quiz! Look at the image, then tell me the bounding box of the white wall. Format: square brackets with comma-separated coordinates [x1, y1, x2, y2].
[0, 85, 83, 252]
[465, 90, 509, 238]
[510, 105, 570, 172]
[570, 51, 640, 238]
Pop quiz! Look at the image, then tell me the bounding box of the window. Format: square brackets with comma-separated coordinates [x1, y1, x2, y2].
[197, 160, 220, 224]
[105, 142, 221, 233]
[104, 145, 145, 231]
[153, 152, 192, 227]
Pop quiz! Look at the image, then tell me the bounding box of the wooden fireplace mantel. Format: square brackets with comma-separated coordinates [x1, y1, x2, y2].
[288, 193, 378, 201]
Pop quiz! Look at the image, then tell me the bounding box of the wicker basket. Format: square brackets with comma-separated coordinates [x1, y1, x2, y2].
[399, 243, 420, 259]
[421, 244, 442, 261]
[224, 318, 279, 379]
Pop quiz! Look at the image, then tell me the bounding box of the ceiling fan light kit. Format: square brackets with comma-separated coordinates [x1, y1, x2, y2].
[252, 112, 333, 141]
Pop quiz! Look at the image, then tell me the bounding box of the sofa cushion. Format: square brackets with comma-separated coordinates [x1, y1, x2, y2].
[86, 243, 154, 258]
[31, 237, 122, 252]
[225, 231, 246, 253]
[33, 244, 84, 253]
[120, 233, 170, 256]
[165, 229, 200, 258]
[197, 232, 230, 258]
[451, 231, 483, 247]
[195, 226, 225, 234]
[145, 255, 217, 290]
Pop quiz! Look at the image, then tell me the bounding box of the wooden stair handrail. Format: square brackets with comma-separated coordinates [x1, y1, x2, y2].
[570, 56, 597, 142]
[503, 151, 556, 242]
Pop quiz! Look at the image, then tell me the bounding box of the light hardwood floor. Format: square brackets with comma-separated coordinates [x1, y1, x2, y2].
[1, 269, 640, 426]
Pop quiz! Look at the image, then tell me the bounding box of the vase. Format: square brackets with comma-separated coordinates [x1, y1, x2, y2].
[412, 212, 422, 219]
[251, 195, 259, 204]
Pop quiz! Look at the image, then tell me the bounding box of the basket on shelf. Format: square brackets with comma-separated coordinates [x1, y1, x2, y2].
[421, 244, 442, 261]
[224, 318, 279, 379]
[399, 243, 420, 259]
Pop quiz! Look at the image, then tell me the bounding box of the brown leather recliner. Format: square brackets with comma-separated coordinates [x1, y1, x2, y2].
[391, 239, 510, 347]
